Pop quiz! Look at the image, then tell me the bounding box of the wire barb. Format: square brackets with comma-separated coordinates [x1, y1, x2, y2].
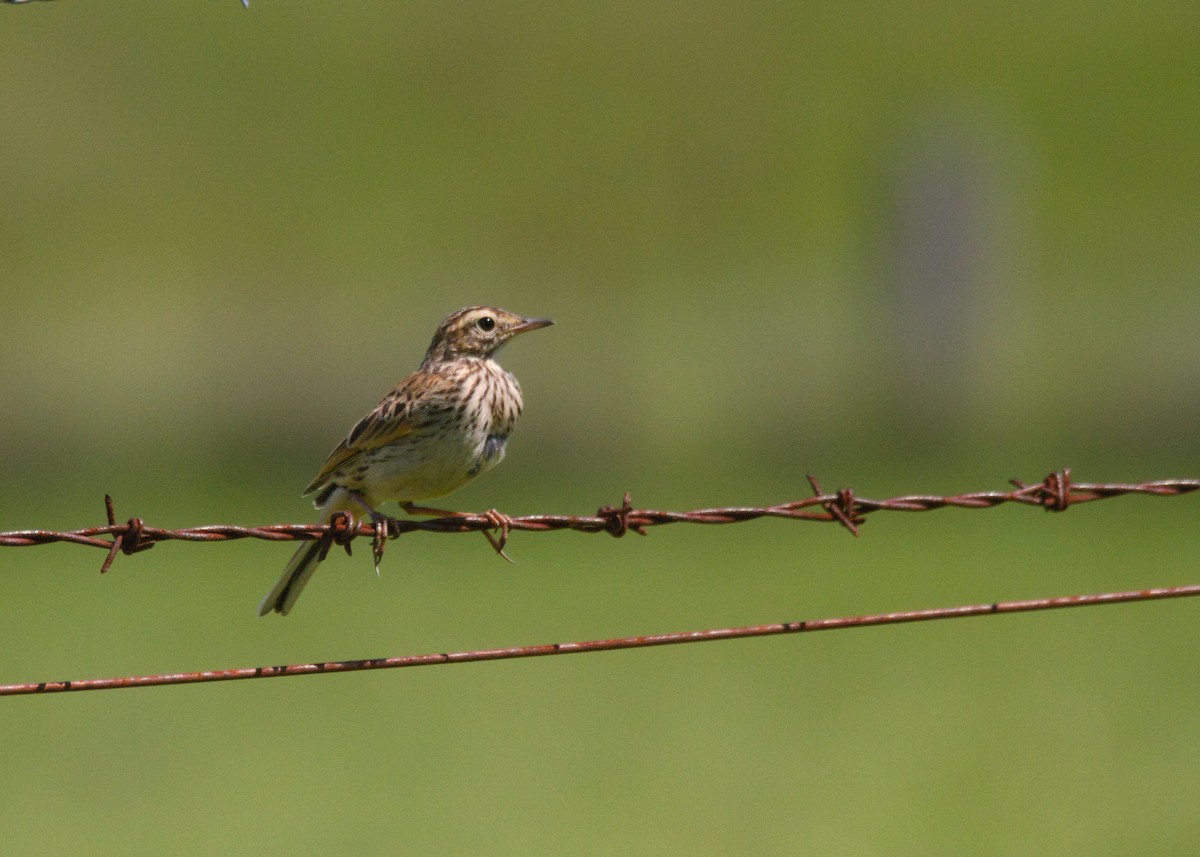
[321, 510, 358, 562]
[597, 492, 645, 538]
[99, 494, 154, 574]
[806, 474, 862, 536]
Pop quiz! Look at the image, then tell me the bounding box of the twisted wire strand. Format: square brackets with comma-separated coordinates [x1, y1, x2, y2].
[1, 470, 1198, 573]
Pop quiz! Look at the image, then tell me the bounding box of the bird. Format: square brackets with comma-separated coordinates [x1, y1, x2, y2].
[258, 306, 553, 616]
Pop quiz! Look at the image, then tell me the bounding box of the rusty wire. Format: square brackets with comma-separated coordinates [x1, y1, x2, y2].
[1, 469, 1198, 574]
[2, 468, 1199, 697]
[3, 583, 1197, 696]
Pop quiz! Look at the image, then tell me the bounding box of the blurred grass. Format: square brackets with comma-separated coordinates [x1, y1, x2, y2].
[2, 1, 1199, 855]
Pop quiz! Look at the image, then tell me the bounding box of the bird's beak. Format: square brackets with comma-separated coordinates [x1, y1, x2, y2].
[511, 317, 555, 336]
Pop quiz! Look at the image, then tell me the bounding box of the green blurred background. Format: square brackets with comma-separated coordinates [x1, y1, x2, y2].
[3, 2, 1199, 854]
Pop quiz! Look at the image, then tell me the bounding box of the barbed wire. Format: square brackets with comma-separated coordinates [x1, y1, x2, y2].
[1, 469, 1198, 574]
[3, 583, 1197, 697]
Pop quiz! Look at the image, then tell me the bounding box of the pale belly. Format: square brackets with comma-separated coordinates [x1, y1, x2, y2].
[349, 430, 507, 504]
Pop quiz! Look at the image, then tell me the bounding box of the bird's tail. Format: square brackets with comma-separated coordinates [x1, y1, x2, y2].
[258, 488, 360, 616]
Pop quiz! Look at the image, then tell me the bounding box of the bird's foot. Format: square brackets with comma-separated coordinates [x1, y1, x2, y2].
[480, 508, 516, 564]
[400, 502, 515, 563]
[345, 490, 398, 572]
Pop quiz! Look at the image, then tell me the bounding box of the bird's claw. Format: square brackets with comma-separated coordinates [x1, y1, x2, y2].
[481, 508, 515, 563]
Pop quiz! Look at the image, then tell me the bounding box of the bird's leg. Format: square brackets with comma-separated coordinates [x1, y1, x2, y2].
[398, 501, 464, 518]
[347, 489, 389, 525]
[347, 489, 395, 574]
[400, 502, 516, 563]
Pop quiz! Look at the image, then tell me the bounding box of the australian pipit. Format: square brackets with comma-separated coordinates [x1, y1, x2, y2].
[259, 306, 553, 615]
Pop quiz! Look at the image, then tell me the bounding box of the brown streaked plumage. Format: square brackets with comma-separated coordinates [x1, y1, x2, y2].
[259, 306, 553, 616]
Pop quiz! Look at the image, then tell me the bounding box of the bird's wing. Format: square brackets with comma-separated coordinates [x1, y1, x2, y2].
[302, 368, 458, 496]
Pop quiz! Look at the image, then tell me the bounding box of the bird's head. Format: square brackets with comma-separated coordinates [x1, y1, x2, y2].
[423, 306, 554, 364]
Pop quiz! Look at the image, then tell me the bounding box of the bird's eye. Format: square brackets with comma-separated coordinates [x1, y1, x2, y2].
[476, 316, 496, 332]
